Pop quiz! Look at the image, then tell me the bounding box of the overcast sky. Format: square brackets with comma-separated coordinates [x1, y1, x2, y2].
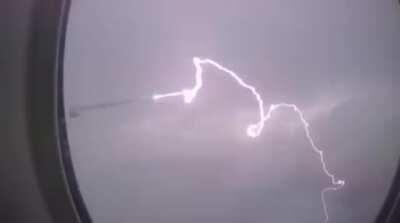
[64, 1, 400, 223]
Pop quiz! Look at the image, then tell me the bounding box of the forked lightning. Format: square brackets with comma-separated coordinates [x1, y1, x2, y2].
[153, 57, 345, 223]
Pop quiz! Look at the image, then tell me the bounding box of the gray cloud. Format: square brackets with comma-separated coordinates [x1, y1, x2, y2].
[64, 0, 400, 223]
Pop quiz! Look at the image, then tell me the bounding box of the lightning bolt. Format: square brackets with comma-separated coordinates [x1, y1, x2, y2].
[153, 57, 345, 223]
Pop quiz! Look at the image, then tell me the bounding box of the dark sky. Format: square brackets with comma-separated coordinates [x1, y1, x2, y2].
[64, 1, 400, 223]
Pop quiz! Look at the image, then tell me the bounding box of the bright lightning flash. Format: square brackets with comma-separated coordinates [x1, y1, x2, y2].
[153, 57, 345, 223]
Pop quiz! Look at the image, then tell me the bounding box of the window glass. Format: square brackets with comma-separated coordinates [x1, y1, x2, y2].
[64, 1, 400, 223]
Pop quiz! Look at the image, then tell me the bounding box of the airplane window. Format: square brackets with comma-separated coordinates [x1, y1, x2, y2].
[63, 0, 400, 223]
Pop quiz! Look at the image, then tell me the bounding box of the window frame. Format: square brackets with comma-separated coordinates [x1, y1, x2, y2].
[28, 0, 91, 222]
